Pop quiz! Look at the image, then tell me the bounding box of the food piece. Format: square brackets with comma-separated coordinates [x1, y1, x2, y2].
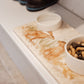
[76, 51, 82, 56]
[76, 47, 84, 51]
[81, 42, 84, 46]
[70, 45, 75, 56]
[68, 40, 84, 60]
[71, 42, 80, 49]
[68, 50, 72, 55]
[77, 42, 81, 45]
[78, 55, 82, 60]
[74, 54, 78, 58]
[82, 51, 84, 58]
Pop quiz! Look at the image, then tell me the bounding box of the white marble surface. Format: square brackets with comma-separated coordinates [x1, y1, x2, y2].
[59, 0, 84, 19]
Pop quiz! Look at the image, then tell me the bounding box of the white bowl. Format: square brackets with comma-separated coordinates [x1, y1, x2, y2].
[65, 35, 84, 75]
[36, 13, 62, 31]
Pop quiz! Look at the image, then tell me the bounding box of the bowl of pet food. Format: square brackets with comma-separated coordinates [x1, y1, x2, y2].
[65, 35, 84, 75]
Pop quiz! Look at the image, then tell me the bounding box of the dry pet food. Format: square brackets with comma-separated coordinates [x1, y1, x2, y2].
[68, 40, 84, 60]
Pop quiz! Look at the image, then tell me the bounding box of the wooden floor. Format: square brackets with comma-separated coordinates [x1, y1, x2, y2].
[0, 43, 28, 84]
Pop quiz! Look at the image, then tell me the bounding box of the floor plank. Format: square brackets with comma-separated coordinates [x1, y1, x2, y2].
[0, 43, 28, 84]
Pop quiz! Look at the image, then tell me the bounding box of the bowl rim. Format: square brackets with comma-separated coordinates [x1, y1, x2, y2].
[65, 35, 84, 63]
[36, 12, 62, 26]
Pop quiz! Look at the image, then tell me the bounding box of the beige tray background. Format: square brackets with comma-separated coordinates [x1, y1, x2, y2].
[14, 22, 84, 84]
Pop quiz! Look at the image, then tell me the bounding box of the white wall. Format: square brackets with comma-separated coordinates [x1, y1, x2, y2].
[59, 0, 84, 19]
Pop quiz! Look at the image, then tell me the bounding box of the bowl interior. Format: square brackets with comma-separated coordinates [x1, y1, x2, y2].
[37, 13, 61, 25]
[67, 36, 84, 50]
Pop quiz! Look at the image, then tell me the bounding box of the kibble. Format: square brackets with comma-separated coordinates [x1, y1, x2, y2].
[68, 40, 84, 60]
[81, 43, 84, 46]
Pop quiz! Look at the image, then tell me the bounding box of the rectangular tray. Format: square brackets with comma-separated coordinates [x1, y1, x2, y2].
[14, 22, 84, 84]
